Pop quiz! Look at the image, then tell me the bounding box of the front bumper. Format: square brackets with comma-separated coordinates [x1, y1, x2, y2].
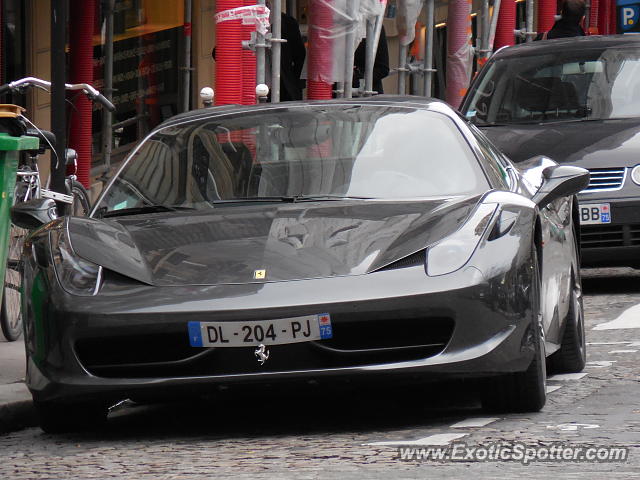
[25, 265, 537, 405]
[577, 195, 640, 267]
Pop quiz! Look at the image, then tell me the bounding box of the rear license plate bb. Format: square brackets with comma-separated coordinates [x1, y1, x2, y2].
[579, 203, 611, 225]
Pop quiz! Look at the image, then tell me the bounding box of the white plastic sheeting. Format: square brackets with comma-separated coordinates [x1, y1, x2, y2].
[396, 0, 424, 46]
[445, 0, 473, 109]
[214, 5, 271, 35]
[306, 0, 387, 84]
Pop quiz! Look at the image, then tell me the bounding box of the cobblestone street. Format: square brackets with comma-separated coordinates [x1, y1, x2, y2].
[1, 268, 639, 479]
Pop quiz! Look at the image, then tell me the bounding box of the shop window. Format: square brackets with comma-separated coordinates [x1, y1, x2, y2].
[92, 0, 186, 169]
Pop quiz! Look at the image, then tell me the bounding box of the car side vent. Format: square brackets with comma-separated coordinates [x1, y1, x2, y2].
[377, 250, 426, 271]
[583, 168, 626, 192]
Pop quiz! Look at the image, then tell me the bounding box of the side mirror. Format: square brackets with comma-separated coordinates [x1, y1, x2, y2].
[532, 165, 590, 208]
[518, 155, 557, 191]
[10, 198, 58, 230]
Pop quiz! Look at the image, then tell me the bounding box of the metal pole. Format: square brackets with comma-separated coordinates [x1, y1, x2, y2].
[182, 0, 192, 112]
[398, 44, 407, 95]
[423, 0, 435, 97]
[526, 0, 535, 42]
[343, 0, 357, 98]
[256, 0, 267, 86]
[482, 0, 490, 57]
[102, 0, 115, 172]
[364, 18, 375, 96]
[488, 0, 501, 50]
[50, 0, 67, 197]
[271, 0, 282, 102]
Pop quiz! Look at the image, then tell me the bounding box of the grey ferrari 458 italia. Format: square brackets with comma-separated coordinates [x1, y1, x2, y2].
[13, 97, 589, 432]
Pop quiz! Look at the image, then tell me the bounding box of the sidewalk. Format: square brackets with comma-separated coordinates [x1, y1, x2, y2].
[0, 337, 36, 433]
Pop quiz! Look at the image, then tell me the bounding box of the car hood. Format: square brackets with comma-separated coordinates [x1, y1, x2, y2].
[480, 118, 640, 169]
[68, 197, 480, 286]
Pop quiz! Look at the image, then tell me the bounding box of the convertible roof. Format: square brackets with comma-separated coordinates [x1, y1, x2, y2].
[493, 34, 640, 60]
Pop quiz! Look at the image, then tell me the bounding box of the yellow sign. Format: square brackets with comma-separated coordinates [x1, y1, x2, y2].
[253, 269, 266, 279]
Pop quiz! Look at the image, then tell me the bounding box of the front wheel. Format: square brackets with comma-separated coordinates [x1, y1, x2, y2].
[482, 248, 547, 413]
[481, 322, 547, 413]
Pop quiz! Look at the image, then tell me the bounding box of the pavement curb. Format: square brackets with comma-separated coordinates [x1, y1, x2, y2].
[0, 383, 37, 433]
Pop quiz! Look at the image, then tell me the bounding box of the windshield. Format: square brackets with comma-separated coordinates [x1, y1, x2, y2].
[464, 47, 640, 125]
[97, 105, 487, 214]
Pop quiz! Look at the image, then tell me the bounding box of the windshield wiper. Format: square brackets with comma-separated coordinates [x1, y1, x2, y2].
[102, 204, 196, 218]
[211, 195, 374, 204]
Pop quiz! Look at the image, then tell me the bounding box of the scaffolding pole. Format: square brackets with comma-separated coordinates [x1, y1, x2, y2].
[398, 44, 408, 95]
[423, 0, 435, 97]
[364, 18, 375, 96]
[256, 0, 267, 85]
[488, 0, 501, 50]
[343, 0, 357, 98]
[101, 0, 115, 172]
[481, 0, 490, 57]
[182, 0, 192, 112]
[270, 0, 282, 102]
[526, 0, 535, 41]
[50, 0, 68, 198]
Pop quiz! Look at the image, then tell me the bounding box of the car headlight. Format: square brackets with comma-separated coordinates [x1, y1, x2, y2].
[426, 203, 497, 276]
[50, 228, 103, 296]
[631, 165, 640, 186]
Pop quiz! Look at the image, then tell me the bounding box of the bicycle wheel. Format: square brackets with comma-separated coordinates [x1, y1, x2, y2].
[0, 223, 26, 341]
[70, 180, 91, 216]
[1, 168, 38, 341]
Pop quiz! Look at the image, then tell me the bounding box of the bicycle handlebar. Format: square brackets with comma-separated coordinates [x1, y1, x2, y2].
[0, 77, 116, 112]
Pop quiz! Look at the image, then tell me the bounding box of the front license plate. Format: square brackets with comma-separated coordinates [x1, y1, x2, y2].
[579, 203, 611, 225]
[188, 313, 333, 347]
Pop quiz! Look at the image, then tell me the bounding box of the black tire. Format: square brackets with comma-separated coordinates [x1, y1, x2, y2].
[0, 225, 26, 342]
[548, 271, 586, 373]
[35, 401, 108, 434]
[482, 249, 547, 413]
[70, 180, 91, 217]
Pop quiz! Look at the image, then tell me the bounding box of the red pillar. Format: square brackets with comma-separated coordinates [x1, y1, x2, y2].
[307, 0, 334, 100]
[68, 0, 95, 189]
[589, 0, 600, 34]
[609, 0, 618, 33]
[598, 0, 611, 34]
[494, 0, 517, 49]
[215, 0, 244, 105]
[537, 0, 557, 35]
